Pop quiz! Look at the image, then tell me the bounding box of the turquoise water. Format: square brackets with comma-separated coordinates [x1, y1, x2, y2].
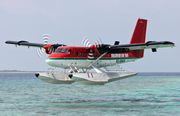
[0, 72, 180, 116]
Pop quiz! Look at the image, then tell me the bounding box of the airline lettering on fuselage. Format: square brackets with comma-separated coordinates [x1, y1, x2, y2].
[111, 54, 129, 58]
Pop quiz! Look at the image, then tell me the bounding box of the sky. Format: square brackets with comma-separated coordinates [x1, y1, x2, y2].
[1, 0, 180, 72]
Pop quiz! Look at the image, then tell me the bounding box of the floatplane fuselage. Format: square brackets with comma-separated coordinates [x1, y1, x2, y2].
[5, 18, 175, 85]
[46, 45, 139, 69]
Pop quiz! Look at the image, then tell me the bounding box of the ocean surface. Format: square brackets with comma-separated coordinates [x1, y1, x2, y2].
[0, 72, 180, 116]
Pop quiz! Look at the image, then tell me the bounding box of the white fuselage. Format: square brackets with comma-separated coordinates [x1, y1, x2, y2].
[46, 58, 138, 69]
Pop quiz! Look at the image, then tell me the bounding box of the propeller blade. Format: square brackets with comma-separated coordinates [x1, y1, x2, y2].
[82, 36, 91, 47]
[97, 38, 102, 44]
[36, 48, 44, 57]
[42, 34, 49, 45]
[81, 36, 87, 45]
[36, 34, 49, 57]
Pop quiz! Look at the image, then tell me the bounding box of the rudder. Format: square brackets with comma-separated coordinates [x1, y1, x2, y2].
[130, 18, 147, 57]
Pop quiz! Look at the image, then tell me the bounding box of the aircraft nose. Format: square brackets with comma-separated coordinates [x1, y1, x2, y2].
[46, 58, 54, 67]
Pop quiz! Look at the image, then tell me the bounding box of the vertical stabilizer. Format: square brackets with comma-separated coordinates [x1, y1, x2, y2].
[130, 18, 147, 57]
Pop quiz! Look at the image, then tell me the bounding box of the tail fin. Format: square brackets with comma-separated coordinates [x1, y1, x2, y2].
[130, 18, 147, 44]
[130, 18, 147, 57]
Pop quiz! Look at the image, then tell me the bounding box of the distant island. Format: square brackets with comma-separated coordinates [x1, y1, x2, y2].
[0, 70, 43, 72]
[0, 70, 20, 72]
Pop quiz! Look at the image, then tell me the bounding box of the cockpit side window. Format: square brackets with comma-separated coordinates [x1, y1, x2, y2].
[67, 49, 71, 54]
[55, 48, 61, 52]
[55, 48, 68, 53]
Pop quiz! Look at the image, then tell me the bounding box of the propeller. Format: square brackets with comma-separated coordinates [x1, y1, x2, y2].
[36, 34, 49, 57]
[82, 37, 103, 46]
[95, 38, 102, 45]
[82, 37, 105, 59]
[81, 36, 91, 47]
[42, 34, 49, 45]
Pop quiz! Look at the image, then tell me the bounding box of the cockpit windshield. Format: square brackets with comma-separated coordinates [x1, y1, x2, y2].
[55, 48, 68, 53]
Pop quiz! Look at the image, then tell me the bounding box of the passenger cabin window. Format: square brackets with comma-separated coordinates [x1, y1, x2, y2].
[80, 52, 83, 56]
[67, 49, 71, 54]
[76, 52, 79, 56]
[55, 48, 68, 53]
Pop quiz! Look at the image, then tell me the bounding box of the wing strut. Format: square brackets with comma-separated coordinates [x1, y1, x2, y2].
[88, 51, 109, 68]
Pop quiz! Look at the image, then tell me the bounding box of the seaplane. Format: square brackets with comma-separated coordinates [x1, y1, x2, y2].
[5, 18, 174, 85]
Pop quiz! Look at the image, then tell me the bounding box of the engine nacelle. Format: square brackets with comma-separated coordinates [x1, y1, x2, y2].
[96, 44, 111, 54]
[43, 44, 66, 54]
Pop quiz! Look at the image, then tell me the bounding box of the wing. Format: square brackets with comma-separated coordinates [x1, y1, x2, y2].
[5, 40, 67, 54]
[96, 41, 175, 54]
[111, 41, 174, 50]
[5, 40, 45, 48]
